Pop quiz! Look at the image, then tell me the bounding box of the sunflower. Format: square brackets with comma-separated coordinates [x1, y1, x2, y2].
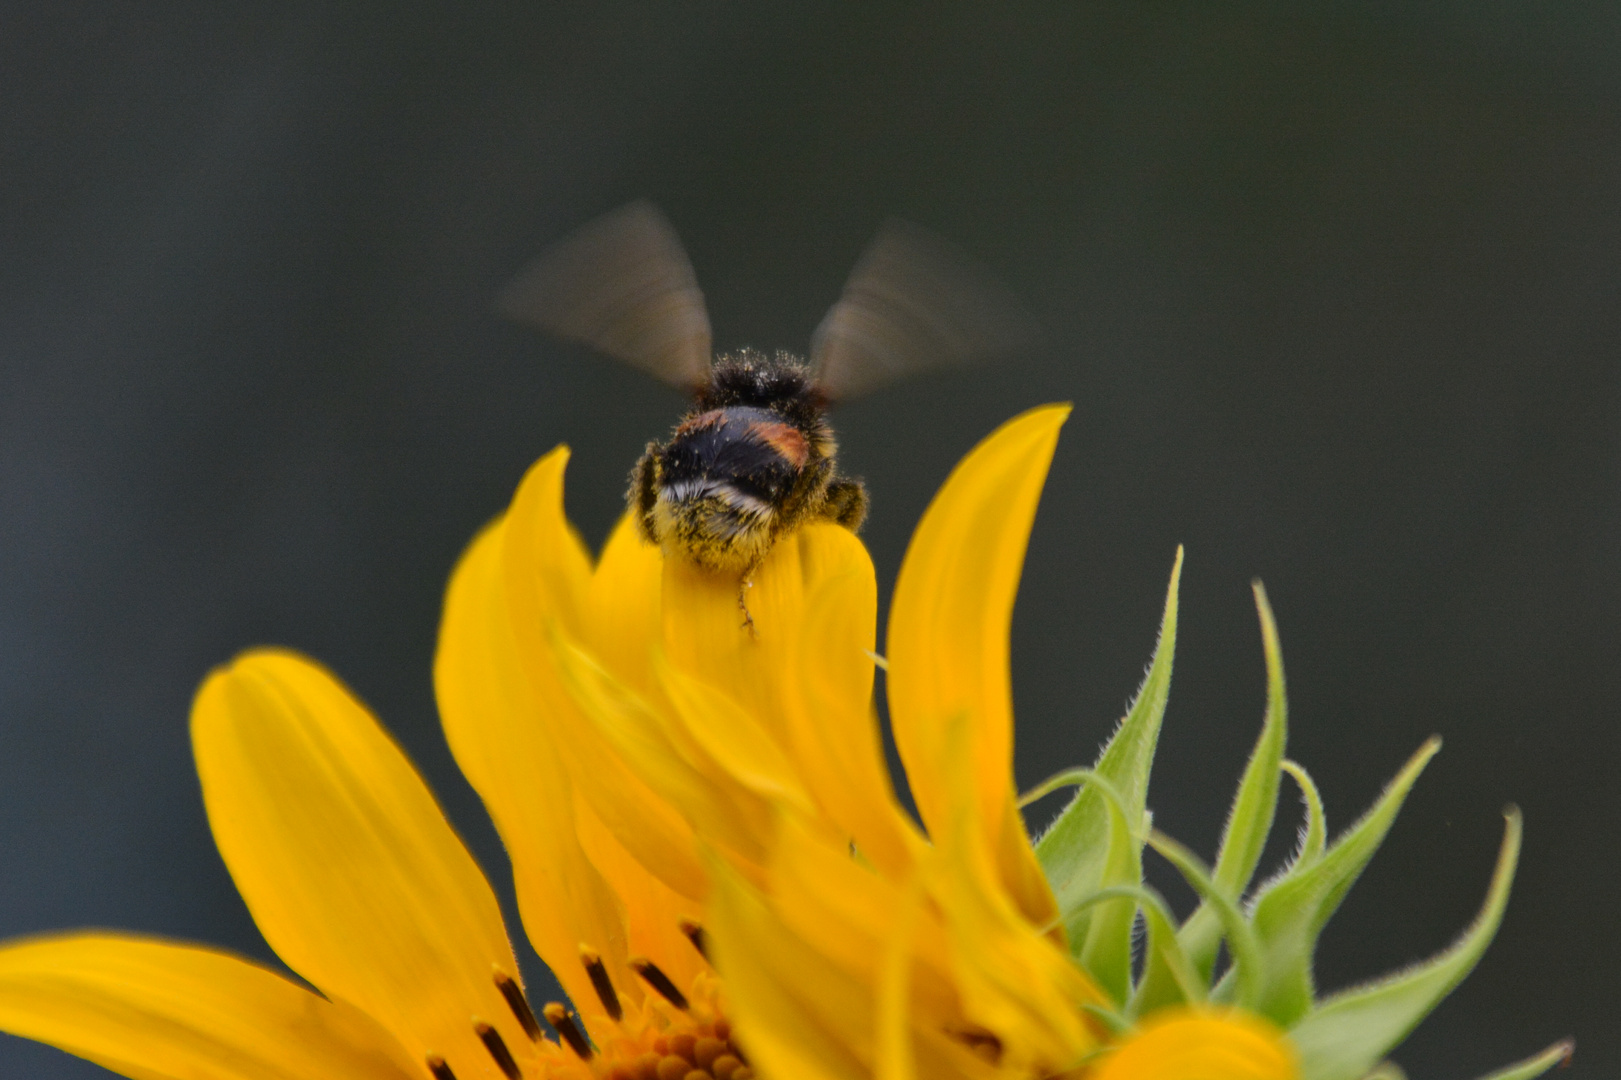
[0, 406, 1568, 1080]
[449, 406, 1569, 1080]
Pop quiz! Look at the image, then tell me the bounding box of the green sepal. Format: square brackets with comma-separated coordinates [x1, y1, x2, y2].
[1248, 739, 1441, 1026]
[1078, 803, 1142, 1005]
[1057, 882, 1205, 1017]
[1147, 829, 1264, 1010]
[1021, 768, 1141, 1004]
[1282, 759, 1327, 866]
[1124, 884, 1206, 1016]
[1289, 808, 1523, 1080]
[1467, 1040, 1574, 1080]
[1207, 964, 1238, 1005]
[1359, 1063, 1408, 1080]
[1035, 548, 1182, 954]
[1180, 581, 1288, 979]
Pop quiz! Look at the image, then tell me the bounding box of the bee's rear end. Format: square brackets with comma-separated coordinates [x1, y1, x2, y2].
[630, 350, 862, 574]
[631, 407, 790, 572]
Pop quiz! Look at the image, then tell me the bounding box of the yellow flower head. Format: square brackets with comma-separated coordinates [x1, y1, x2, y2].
[0, 406, 1569, 1080]
[440, 404, 1562, 1080]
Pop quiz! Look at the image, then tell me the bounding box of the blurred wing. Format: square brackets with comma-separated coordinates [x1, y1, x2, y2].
[810, 219, 1039, 401]
[497, 201, 713, 390]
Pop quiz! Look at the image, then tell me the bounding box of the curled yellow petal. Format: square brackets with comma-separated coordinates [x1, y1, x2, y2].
[656, 650, 816, 814]
[781, 548, 919, 878]
[0, 933, 416, 1080]
[709, 829, 995, 1080]
[655, 520, 905, 865]
[496, 449, 709, 904]
[765, 815, 962, 1034]
[927, 715, 1104, 1071]
[500, 445, 594, 639]
[572, 793, 706, 999]
[550, 628, 772, 870]
[661, 521, 871, 747]
[192, 649, 534, 1076]
[707, 859, 869, 1080]
[436, 517, 636, 1014]
[583, 514, 666, 700]
[1092, 1009, 1299, 1080]
[886, 404, 1070, 922]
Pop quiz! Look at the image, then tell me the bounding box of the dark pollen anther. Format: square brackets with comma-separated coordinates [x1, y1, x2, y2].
[678, 919, 709, 961]
[948, 1025, 1004, 1065]
[629, 958, 690, 1010]
[543, 1002, 594, 1060]
[494, 972, 543, 1041]
[475, 1022, 522, 1080]
[579, 948, 622, 1020]
[426, 1055, 458, 1080]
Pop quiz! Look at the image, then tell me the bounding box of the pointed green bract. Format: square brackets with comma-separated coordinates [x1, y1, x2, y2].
[1026, 559, 1559, 1079]
[1075, 773, 1141, 1005]
[1021, 767, 1141, 1005]
[1359, 1064, 1408, 1080]
[1289, 809, 1522, 1080]
[1063, 883, 1203, 1017]
[1281, 760, 1327, 866]
[1180, 582, 1289, 979]
[1126, 884, 1204, 1016]
[1248, 739, 1441, 1026]
[1035, 548, 1182, 954]
[1146, 830, 1264, 1011]
[1466, 1040, 1574, 1080]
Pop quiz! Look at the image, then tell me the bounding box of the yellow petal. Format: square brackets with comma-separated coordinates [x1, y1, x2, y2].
[436, 517, 636, 1014]
[583, 514, 666, 700]
[886, 404, 1070, 921]
[656, 650, 816, 814]
[497, 449, 709, 902]
[192, 649, 540, 1077]
[654, 522, 894, 864]
[500, 446, 593, 637]
[660, 522, 872, 747]
[0, 933, 416, 1080]
[1093, 1009, 1299, 1080]
[705, 860, 871, 1080]
[550, 630, 771, 869]
[572, 792, 706, 996]
[875, 881, 922, 1080]
[782, 564, 918, 877]
[709, 843, 990, 1080]
[927, 715, 1103, 1072]
[765, 814, 959, 1027]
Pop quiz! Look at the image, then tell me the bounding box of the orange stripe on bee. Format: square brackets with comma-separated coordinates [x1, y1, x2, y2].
[746, 420, 810, 467]
[675, 409, 728, 435]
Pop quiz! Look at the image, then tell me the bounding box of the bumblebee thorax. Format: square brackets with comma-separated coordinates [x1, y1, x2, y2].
[697, 349, 824, 428]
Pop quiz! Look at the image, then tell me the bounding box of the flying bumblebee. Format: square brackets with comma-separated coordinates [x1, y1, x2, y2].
[497, 201, 1034, 580]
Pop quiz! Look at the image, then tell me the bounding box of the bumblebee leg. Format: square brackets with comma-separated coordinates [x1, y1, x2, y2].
[821, 477, 869, 531]
[737, 559, 763, 638]
[627, 443, 663, 544]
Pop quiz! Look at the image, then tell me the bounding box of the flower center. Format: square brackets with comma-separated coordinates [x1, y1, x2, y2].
[427, 922, 750, 1080]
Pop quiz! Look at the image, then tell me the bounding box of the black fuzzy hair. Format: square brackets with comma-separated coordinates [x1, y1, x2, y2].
[697, 348, 825, 425]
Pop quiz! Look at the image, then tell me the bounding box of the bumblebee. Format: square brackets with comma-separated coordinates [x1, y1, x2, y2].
[498, 201, 1033, 580]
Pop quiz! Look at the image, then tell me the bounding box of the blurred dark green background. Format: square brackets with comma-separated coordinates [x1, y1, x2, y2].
[2, 3, 1613, 1077]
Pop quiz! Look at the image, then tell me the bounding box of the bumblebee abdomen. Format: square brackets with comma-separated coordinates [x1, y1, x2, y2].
[636, 404, 827, 572]
[668, 407, 805, 477]
[650, 482, 777, 573]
